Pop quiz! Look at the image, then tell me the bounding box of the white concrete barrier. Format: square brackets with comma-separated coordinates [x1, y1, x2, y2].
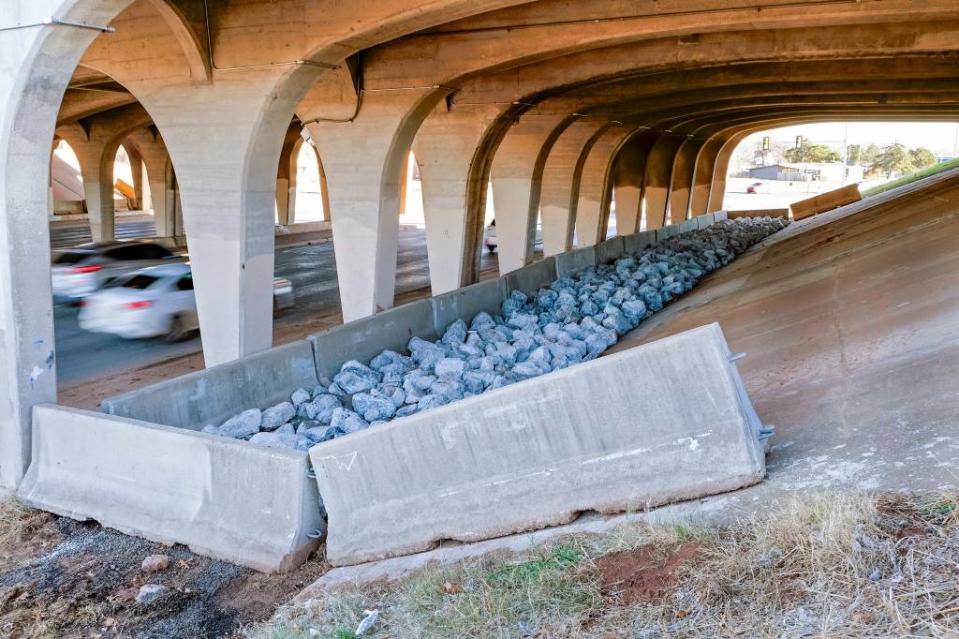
[102, 340, 319, 430]
[310, 323, 766, 567]
[18, 405, 323, 573]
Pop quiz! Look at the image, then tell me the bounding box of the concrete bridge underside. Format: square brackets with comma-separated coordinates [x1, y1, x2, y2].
[2, 0, 959, 490]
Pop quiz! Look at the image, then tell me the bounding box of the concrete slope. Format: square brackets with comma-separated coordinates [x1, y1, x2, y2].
[614, 169, 959, 494]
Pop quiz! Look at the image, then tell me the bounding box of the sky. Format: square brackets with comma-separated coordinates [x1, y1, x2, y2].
[741, 121, 959, 157]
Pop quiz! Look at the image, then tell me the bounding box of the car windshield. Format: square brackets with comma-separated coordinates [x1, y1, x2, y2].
[54, 251, 92, 265]
[120, 274, 159, 290]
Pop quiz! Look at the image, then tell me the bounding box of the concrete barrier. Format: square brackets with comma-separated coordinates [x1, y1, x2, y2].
[695, 213, 716, 229]
[311, 300, 437, 381]
[595, 236, 626, 265]
[726, 208, 789, 220]
[503, 256, 558, 294]
[431, 279, 506, 334]
[310, 322, 766, 566]
[18, 405, 322, 573]
[102, 340, 319, 430]
[555, 246, 597, 277]
[790, 184, 861, 221]
[623, 230, 656, 254]
[714, 211, 728, 221]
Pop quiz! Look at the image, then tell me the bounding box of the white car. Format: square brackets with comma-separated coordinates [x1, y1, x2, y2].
[79, 263, 295, 341]
[51, 241, 181, 301]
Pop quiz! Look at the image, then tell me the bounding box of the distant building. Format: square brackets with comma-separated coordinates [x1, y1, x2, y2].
[747, 163, 864, 183]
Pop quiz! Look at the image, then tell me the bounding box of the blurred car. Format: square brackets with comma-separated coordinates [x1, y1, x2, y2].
[484, 220, 497, 252]
[746, 181, 763, 194]
[51, 241, 180, 300]
[79, 263, 296, 341]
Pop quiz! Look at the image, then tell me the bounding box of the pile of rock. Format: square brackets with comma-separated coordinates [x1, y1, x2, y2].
[203, 217, 786, 450]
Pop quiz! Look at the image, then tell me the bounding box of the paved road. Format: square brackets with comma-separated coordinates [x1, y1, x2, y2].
[53, 221, 499, 385]
[49, 217, 157, 249]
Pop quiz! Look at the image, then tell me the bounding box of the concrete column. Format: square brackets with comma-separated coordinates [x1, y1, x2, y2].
[575, 126, 635, 247]
[398, 152, 410, 219]
[413, 105, 500, 293]
[128, 147, 143, 210]
[689, 138, 724, 217]
[135, 68, 320, 366]
[642, 136, 684, 230]
[667, 138, 706, 224]
[87, 148, 116, 243]
[0, 1, 86, 490]
[488, 113, 572, 273]
[540, 119, 605, 255]
[276, 178, 292, 225]
[611, 133, 657, 235]
[276, 123, 301, 227]
[308, 88, 450, 321]
[708, 134, 749, 213]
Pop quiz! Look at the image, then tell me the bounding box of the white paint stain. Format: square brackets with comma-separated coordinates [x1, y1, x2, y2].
[29, 365, 44, 383]
[320, 451, 358, 471]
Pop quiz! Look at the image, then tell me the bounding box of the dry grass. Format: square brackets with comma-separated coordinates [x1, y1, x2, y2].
[0, 498, 43, 550]
[247, 491, 959, 639]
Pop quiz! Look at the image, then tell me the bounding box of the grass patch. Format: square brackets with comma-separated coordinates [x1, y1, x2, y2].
[861, 157, 959, 197]
[247, 492, 959, 638]
[0, 498, 38, 548]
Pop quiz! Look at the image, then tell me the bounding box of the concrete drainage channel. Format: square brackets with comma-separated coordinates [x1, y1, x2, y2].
[18, 212, 783, 572]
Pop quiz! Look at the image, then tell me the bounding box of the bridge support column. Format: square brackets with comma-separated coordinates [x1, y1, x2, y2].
[689, 138, 724, 217]
[307, 88, 450, 321]
[540, 119, 605, 255]
[488, 113, 572, 273]
[575, 126, 635, 247]
[668, 138, 706, 224]
[643, 136, 684, 230]
[414, 105, 500, 293]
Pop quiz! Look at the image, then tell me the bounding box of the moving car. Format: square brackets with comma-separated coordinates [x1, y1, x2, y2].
[79, 263, 296, 341]
[51, 241, 180, 300]
[484, 219, 497, 253]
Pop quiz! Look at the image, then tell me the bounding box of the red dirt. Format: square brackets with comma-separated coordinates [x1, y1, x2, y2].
[595, 543, 700, 605]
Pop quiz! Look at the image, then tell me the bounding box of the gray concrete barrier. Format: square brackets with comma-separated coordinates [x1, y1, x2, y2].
[623, 230, 656, 254]
[595, 236, 626, 265]
[18, 405, 322, 573]
[555, 246, 597, 278]
[695, 213, 716, 229]
[102, 340, 319, 430]
[431, 279, 506, 335]
[503, 256, 558, 295]
[310, 322, 766, 567]
[311, 300, 437, 381]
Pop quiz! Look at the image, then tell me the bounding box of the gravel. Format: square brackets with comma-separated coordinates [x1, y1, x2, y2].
[208, 218, 786, 450]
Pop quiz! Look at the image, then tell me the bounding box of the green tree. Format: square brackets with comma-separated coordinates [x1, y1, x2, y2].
[910, 147, 937, 169]
[784, 143, 841, 163]
[872, 143, 914, 177]
[861, 143, 881, 165]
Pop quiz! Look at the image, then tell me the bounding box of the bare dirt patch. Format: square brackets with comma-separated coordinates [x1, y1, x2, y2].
[0, 505, 327, 638]
[595, 542, 699, 605]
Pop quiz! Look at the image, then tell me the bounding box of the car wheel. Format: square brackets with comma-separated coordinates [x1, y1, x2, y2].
[165, 314, 189, 343]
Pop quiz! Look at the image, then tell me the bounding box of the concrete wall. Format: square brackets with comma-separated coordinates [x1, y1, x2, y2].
[310, 322, 766, 566]
[790, 184, 862, 220]
[102, 340, 319, 430]
[18, 405, 322, 573]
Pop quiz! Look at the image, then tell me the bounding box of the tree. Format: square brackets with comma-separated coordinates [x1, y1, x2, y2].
[784, 143, 841, 163]
[910, 147, 937, 169]
[872, 143, 914, 177]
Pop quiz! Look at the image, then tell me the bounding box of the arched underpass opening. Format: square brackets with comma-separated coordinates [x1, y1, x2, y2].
[723, 121, 959, 212]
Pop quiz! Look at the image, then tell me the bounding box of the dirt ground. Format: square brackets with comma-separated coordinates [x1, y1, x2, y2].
[0, 502, 327, 638]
